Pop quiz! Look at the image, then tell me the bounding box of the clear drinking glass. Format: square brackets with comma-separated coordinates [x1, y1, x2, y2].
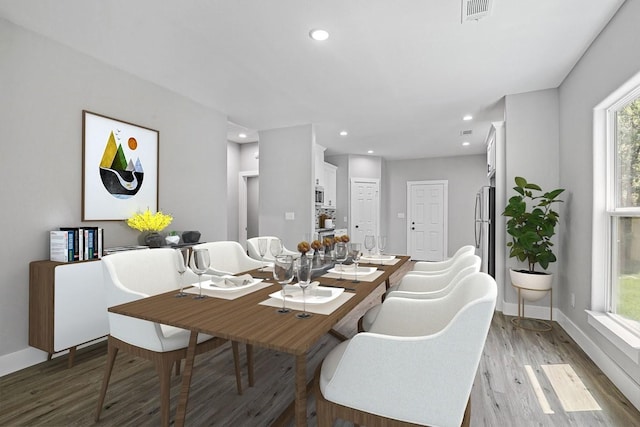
[174, 247, 190, 297]
[364, 235, 376, 256]
[270, 238, 283, 259]
[349, 243, 362, 283]
[273, 255, 294, 314]
[335, 242, 348, 281]
[296, 255, 312, 319]
[377, 235, 387, 264]
[257, 238, 268, 271]
[190, 248, 210, 300]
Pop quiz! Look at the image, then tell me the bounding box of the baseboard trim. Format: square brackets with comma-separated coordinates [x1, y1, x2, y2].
[0, 338, 107, 378]
[0, 347, 48, 377]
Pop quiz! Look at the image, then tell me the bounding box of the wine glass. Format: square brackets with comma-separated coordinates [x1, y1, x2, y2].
[189, 248, 210, 300]
[257, 238, 268, 271]
[273, 255, 294, 314]
[174, 247, 190, 297]
[377, 235, 388, 265]
[270, 238, 283, 259]
[296, 255, 312, 319]
[364, 235, 376, 257]
[335, 242, 348, 281]
[348, 243, 362, 283]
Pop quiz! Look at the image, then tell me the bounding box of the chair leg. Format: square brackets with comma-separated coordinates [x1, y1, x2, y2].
[95, 339, 119, 421]
[246, 344, 255, 387]
[461, 397, 471, 427]
[174, 359, 181, 376]
[314, 365, 335, 427]
[232, 341, 243, 395]
[155, 356, 175, 427]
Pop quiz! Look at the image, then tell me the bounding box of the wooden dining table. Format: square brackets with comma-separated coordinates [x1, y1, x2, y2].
[107, 255, 409, 427]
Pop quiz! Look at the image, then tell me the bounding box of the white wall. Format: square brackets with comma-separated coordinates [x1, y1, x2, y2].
[503, 88, 560, 308]
[258, 125, 314, 249]
[0, 19, 228, 362]
[557, 0, 640, 392]
[383, 154, 488, 256]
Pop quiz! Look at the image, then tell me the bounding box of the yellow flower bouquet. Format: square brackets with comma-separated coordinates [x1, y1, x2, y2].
[126, 208, 173, 232]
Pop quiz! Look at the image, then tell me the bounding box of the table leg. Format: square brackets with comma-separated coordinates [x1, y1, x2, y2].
[175, 331, 198, 427]
[294, 354, 307, 427]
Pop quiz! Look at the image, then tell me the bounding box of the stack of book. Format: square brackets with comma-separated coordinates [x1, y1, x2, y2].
[50, 227, 104, 262]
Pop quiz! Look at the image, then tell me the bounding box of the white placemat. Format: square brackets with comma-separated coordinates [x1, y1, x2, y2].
[184, 281, 273, 300]
[321, 269, 384, 282]
[259, 291, 355, 315]
[359, 257, 401, 266]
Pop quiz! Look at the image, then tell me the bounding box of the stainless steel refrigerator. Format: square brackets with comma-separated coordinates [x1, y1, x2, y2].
[475, 186, 495, 278]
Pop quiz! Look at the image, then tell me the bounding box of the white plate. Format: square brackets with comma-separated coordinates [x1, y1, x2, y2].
[360, 254, 395, 262]
[327, 265, 377, 277]
[269, 285, 344, 304]
[199, 276, 263, 292]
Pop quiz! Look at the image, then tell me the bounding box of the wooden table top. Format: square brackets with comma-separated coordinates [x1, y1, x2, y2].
[108, 255, 409, 356]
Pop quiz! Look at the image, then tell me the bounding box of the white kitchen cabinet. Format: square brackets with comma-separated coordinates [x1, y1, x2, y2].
[29, 260, 108, 366]
[315, 144, 326, 187]
[323, 162, 337, 208]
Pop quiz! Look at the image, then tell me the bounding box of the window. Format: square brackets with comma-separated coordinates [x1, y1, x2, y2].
[606, 86, 640, 335]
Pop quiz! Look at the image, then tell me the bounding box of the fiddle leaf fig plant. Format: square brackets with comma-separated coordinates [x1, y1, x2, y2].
[502, 176, 565, 272]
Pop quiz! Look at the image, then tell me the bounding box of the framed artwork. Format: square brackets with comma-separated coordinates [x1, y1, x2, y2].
[82, 110, 159, 220]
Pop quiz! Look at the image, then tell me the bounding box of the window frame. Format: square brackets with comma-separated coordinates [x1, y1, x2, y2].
[591, 71, 640, 363]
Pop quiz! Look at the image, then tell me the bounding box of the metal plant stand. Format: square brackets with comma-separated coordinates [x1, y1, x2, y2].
[511, 284, 553, 332]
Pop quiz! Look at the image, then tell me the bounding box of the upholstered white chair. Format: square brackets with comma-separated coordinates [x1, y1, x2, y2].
[192, 241, 264, 276]
[246, 236, 299, 262]
[315, 272, 497, 427]
[359, 256, 481, 332]
[95, 248, 247, 427]
[412, 244, 476, 273]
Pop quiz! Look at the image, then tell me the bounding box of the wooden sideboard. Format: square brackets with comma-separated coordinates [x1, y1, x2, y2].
[29, 260, 108, 367]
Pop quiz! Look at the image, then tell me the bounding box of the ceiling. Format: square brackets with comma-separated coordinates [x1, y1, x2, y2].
[0, 0, 625, 159]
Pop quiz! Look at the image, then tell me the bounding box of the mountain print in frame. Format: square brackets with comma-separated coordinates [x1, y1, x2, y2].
[82, 110, 159, 220]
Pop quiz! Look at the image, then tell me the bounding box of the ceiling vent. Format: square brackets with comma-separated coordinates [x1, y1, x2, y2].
[461, 0, 493, 23]
[460, 130, 473, 136]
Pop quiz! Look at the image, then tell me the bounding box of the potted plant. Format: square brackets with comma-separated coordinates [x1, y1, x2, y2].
[126, 208, 173, 247]
[502, 176, 564, 301]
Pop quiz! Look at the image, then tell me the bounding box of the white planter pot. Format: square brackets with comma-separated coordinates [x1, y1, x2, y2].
[510, 269, 552, 302]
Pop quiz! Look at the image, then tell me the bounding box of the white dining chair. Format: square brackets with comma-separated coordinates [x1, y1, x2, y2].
[95, 248, 248, 427]
[192, 241, 264, 276]
[315, 272, 497, 427]
[246, 236, 299, 262]
[359, 256, 481, 332]
[411, 244, 476, 273]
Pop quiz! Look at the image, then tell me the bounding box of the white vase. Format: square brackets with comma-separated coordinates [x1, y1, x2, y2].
[510, 269, 552, 302]
[165, 235, 180, 245]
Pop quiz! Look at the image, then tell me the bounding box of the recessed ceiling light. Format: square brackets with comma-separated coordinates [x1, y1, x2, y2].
[462, 141, 471, 146]
[367, 150, 374, 154]
[463, 115, 473, 121]
[238, 132, 247, 138]
[339, 130, 348, 136]
[309, 29, 329, 41]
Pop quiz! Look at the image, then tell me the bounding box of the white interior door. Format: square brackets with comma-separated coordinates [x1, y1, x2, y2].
[238, 170, 259, 248]
[350, 178, 379, 244]
[407, 180, 447, 261]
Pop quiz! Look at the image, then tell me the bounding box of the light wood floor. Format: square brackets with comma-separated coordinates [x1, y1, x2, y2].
[2, 263, 639, 426]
